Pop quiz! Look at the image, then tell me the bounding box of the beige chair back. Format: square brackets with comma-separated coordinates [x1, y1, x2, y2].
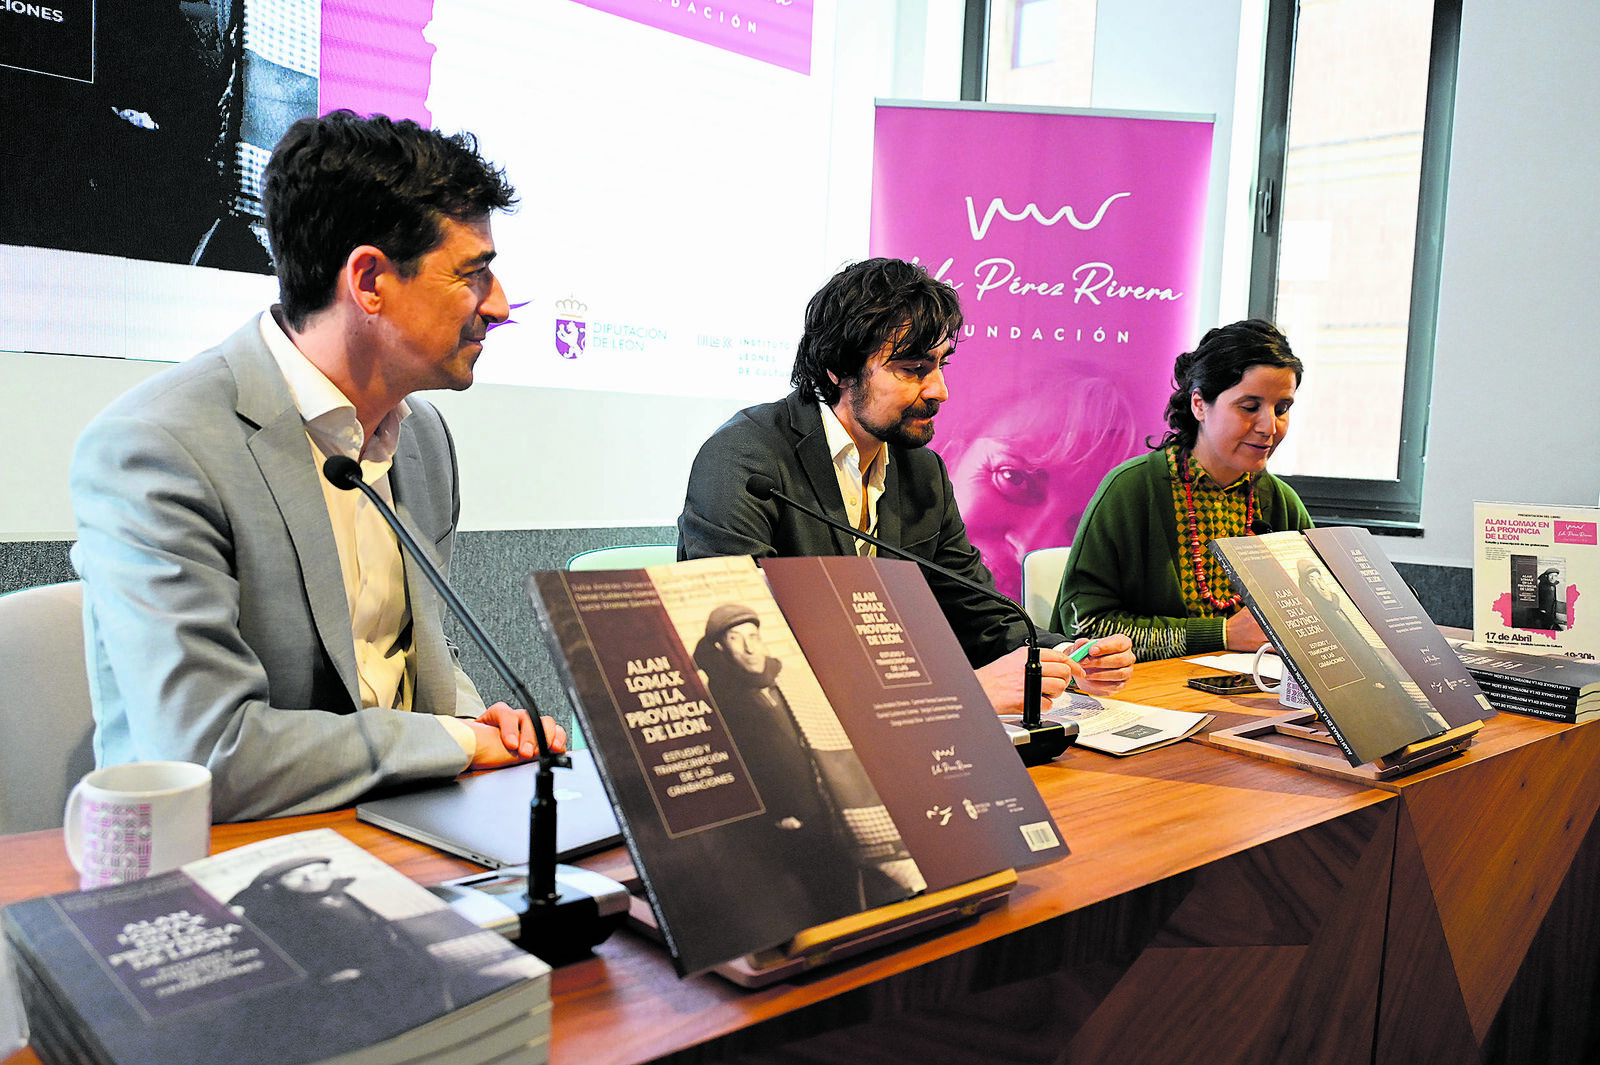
[1021, 546, 1073, 631]
[0, 581, 95, 833]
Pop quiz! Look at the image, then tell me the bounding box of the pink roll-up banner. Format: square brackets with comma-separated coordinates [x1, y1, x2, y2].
[871, 103, 1214, 603]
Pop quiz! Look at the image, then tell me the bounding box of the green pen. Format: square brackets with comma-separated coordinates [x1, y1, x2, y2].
[1065, 601, 1094, 662]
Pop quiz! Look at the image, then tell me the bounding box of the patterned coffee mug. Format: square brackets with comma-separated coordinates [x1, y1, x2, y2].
[63, 761, 211, 890]
[1250, 644, 1314, 711]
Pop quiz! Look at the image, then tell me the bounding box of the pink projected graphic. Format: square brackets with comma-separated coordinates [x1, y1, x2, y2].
[871, 105, 1214, 601]
[1491, 589, 1581, 635]
[571, 0, 814, 75]
[321, 0, 436, 124]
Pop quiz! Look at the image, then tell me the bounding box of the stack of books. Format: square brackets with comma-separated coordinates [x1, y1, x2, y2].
[3, 829, 551, 1065]
[1450, 642, 1600, 724]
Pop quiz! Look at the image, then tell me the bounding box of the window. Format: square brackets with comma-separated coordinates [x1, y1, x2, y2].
[1013, 0, 1060, 68]
[1251, 0, 1461, 529]
[959, 0, 1459, 529]
[972, 0, 1096, 106]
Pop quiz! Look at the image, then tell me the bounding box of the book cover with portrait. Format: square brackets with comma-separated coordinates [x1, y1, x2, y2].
[1212, 531, 1456, 766]
[2, 829, 550, 1065]
[529, 554, 1063, 976]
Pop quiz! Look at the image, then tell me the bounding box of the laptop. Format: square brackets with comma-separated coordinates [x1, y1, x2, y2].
[356, 748, 623, 868]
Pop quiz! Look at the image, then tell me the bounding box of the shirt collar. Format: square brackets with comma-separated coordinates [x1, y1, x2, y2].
[818, 401, 889, 487]
[1176, 446, 1251, 493]
[259, 308, 410, 462]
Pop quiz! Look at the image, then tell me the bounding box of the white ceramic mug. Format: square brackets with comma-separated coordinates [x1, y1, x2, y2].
[63, 761, 212, 890]
[1251, 644, 1313, 711]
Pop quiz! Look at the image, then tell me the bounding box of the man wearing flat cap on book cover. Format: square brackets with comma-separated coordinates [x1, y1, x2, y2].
[692, 604, 918, 929]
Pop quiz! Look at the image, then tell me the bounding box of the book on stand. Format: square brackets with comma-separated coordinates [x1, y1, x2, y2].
[1210, 528, 1493, 769]
[526, 554, 1066, 977]
[2, 829, 551, 1065]
[1447, 640, 1600, 723]
[1473, 502, 1600, 661]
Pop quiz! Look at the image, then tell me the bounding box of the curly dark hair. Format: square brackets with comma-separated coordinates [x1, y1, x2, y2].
[790, 258, 963, 405]
[262, 110, 518, 330]
[1155, 319, 1303, 451]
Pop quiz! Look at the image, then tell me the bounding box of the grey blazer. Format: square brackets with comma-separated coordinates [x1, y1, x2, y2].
[70, 317, 479, 821]
[677, 390, 1062, 668]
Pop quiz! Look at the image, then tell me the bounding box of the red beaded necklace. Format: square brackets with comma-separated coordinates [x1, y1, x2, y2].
[1178, 450, 1255, 613]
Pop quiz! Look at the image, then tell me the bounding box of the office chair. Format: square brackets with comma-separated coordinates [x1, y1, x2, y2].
[566, 544, 679, 571]
[0, 581, 96, 833]
[1020, 546, 1073, 631]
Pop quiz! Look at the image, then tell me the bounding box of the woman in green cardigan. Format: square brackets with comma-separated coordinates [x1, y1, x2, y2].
[1049, 320, 1312, 661]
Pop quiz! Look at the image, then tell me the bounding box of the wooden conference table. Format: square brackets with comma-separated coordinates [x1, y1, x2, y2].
[4, 658, 1598, 1065]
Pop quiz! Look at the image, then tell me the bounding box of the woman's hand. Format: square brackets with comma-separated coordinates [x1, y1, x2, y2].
[1224, 608, 1269, 652]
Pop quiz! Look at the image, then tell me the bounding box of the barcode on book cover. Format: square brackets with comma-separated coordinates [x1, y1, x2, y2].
[1020, 821, 1059, 852]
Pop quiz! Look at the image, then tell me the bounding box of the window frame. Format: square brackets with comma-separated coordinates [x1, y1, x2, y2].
[962, 0, 991, 101]
[1249, 0, 1463, 533]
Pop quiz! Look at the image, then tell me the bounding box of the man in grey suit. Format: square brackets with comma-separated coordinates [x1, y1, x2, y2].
[678, 258, 1134, 716]
[70, 111, 565, 821]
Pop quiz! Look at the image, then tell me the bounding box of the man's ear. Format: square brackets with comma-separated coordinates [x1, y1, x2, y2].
[829, 369, 865, 397]
[345, 245, 390, 316]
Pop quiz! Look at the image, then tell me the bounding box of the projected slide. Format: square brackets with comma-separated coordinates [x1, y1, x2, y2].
[0, 0, 831, 402]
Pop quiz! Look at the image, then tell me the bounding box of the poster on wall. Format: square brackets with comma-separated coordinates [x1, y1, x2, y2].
[1473, 501, 1600, 661]
[870, 102, 1213, 603]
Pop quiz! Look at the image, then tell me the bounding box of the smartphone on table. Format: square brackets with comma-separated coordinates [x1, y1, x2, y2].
[1186, 672, 1263, 695]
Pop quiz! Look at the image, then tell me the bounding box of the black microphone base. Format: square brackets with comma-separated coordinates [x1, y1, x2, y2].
[1006, 720, 1079, 766]
[516, 868, 631, 965]
[431, 864, 629, 966]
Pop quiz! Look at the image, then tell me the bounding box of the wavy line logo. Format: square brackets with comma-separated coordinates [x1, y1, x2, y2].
[965, 193, 1131, 241]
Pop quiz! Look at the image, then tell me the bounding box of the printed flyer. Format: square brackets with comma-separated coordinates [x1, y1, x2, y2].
[1473, 502, 1600, 660]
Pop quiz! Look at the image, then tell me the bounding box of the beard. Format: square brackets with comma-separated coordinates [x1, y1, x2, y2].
[849, 392, 941, 450]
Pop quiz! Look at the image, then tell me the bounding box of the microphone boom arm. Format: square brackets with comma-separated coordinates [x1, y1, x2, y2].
[322, 457, 567, 906]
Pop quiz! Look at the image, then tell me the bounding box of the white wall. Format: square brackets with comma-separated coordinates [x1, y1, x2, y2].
[0, 353, 159, 541]
[0, 343, 755, 541]
[1410, 0, 1600, 565]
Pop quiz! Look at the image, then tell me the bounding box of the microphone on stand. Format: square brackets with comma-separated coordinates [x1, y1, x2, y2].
[323, 455, 626, 963]
[744, 474, 1076, 765]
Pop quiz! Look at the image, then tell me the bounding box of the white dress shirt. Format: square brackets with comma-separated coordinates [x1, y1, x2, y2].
[819, 402, 887, 556]
[259, 311, 476, 756]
